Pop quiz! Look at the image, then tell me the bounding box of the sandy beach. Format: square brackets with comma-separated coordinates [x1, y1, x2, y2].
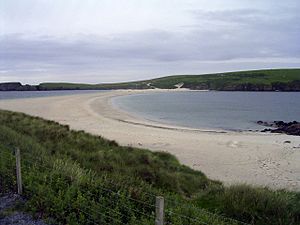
[0, 90, 299, 191]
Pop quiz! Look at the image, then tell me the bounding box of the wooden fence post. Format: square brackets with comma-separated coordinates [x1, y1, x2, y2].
[155, 196, 164, 225]
[15, 148, 22, 195]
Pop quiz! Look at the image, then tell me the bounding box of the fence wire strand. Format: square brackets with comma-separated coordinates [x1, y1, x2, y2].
[0, 149, 250, 225]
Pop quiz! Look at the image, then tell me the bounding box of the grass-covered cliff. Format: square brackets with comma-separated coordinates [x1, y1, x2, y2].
[1, 69, 300, 91]
[0, 110, 299, 225]
[145, 68, 300, 91]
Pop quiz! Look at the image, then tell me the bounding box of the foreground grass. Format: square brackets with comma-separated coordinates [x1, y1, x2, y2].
[0, 110, 299, 224]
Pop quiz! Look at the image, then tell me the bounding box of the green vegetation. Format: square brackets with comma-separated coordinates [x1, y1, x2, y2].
[147, 69, 300, 91]
[38, 80, 149, 90]
[0, 110, 299, 224]
[38, 69, 300, 91]
[1, 69, 299, 91]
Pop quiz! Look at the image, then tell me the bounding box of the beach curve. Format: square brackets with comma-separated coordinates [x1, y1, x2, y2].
[0, 89, 299, 191]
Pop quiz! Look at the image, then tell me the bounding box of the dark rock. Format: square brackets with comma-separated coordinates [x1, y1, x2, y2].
[257, 121, 273, 127]
[0, 82, 23, 91]
[261, 128, 272, 132]
[274, 121, 285, 127]
[0, 82, 38, 91]
[271, 123, 300, 136]
[259, 120, 300, 136]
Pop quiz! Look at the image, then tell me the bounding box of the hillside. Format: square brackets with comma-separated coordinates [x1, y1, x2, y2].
[37, 69, 300, 91]
[146, 69, 300, 91]
[0, 110, 299, 225]
[1, 69, 300, 91]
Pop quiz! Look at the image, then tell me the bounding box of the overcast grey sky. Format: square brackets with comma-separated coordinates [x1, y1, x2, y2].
[1, 0, 300, 84]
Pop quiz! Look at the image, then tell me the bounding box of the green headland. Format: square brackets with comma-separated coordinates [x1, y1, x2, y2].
[1, 68, 300, 91]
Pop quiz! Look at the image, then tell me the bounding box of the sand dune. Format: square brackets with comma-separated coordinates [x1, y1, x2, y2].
[0, 90, 299, 190]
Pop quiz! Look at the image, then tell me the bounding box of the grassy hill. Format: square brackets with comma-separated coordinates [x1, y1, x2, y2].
[0, 110, 299, 225]
[146, 69, 300, 91]
[38, 69, 300, 91]
[1, 69, 299, 91]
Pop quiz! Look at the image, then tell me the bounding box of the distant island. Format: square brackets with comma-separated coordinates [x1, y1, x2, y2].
[1, 68, 300, 91]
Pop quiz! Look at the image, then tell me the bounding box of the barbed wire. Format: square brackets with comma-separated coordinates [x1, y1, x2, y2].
[16, 149, 160, 200]
[1, 150, 246, 225]
[0, 150, 14, 158]
[74, 208, 99, 225]
[80, 204, 126, 225]
[86, 199, 127, 219]
[12, 153, 156, 222]
[17, 156, 136, 224]
[1, 149, 250, 225]
[165, 209, 209, 225]
[2, 148, 159, 203]
[18, 152, 156, 207]
[105, 179, 159, 199]
[164, 193, 250, 225]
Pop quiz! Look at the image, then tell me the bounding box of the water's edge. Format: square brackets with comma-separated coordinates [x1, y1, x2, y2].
[112, 91, 300, 131]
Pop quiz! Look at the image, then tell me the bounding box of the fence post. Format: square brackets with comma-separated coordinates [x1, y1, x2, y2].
[155, 196, 164, 225]
[15, 148, 22, 195]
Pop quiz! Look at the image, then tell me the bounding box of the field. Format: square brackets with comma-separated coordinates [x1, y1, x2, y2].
[0, 110, 300, 224]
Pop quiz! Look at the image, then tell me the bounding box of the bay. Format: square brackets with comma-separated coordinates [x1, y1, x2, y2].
[113, 91, 300, 131]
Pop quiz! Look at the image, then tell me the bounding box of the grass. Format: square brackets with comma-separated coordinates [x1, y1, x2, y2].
[38, 69, 300, 91]
[140, 69, 300, 91]
[0, 110, 299, 224]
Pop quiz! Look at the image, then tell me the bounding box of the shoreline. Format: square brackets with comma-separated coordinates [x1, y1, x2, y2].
[109, 90, 231, 134]
[0, 89, 300, 191]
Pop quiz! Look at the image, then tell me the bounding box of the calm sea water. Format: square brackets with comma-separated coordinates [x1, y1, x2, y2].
[0, 90, 102, 100]
[113, 91, 300, 131]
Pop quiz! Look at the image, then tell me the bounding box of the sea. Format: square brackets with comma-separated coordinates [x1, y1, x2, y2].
[0, 90, 102, 100]
[112, 91, 300, 131]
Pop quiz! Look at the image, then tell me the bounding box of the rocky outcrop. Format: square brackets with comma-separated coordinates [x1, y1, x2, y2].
[259, 121, 300, 136]
[0, 82, 38, 91]
[0, 82, 23, 91]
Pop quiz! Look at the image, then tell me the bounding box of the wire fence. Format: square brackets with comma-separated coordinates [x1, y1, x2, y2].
[0, 148, 250, 225]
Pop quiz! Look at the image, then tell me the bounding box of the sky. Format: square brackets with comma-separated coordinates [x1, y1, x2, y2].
[0, 0, 300, 84]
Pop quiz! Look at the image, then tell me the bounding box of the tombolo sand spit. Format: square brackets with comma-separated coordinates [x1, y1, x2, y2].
[0, 89, 299, 190]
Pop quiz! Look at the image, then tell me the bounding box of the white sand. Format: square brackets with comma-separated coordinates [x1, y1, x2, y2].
[0, 90, 299, 190]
